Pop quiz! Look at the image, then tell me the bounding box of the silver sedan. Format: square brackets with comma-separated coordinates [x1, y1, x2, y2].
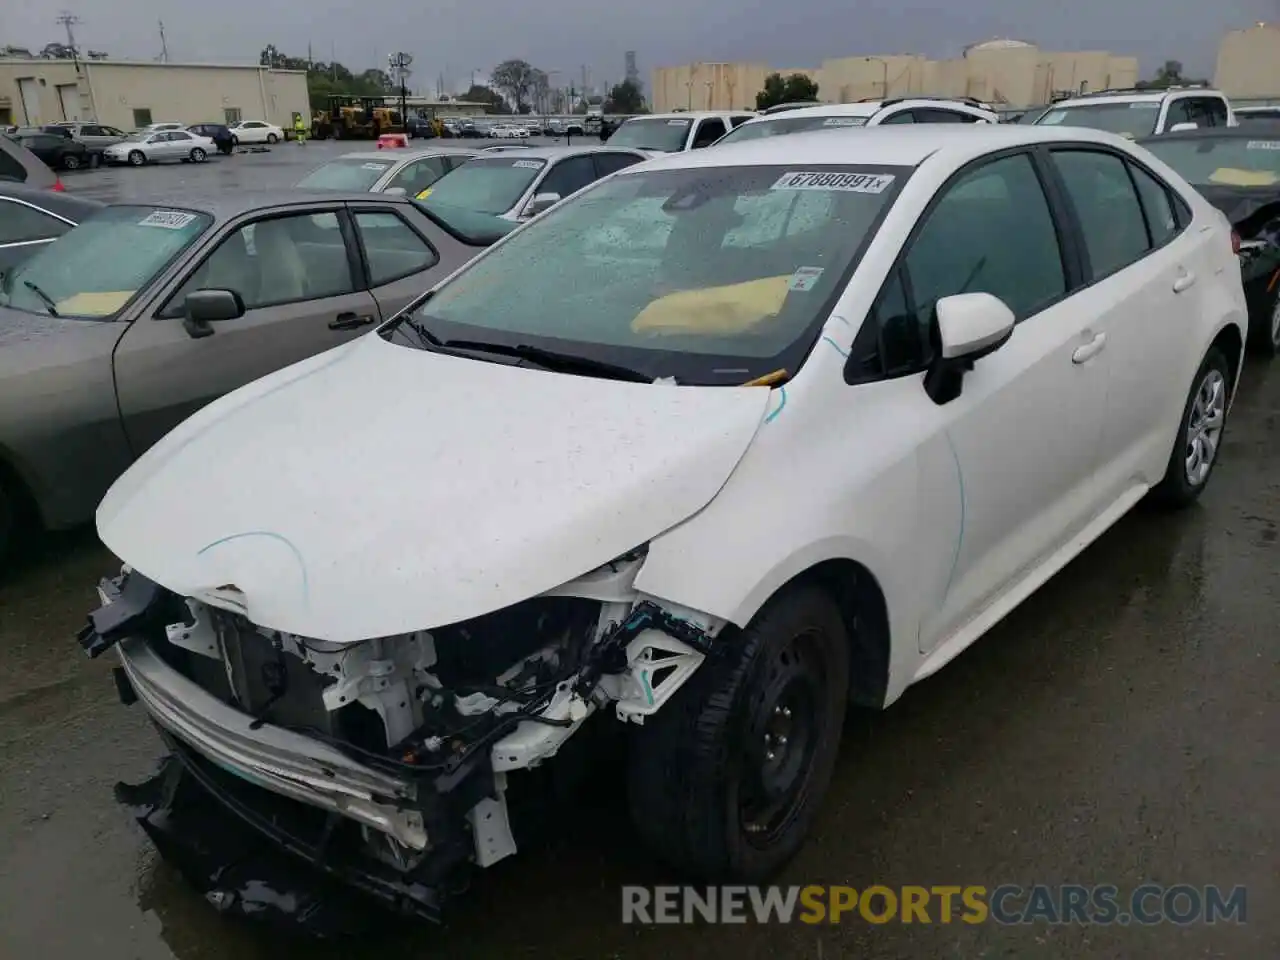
[103, 130, 216, 166]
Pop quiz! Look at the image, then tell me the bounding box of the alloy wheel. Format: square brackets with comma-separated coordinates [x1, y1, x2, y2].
[1184, 368, 1226, 487]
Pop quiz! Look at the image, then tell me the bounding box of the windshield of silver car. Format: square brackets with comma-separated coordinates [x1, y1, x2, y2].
[295, 157, 395, 191]
[416, 155, 547, 214]
[605, 117, 692, 152]
[392, 164, 908, 384]
[717, 114, 870, 144]
[0, 205, 212, 319]
[1141, 135, 1280, 187]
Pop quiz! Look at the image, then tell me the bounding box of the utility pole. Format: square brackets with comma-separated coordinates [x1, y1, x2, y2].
[388, 51, 412, 130]
[55, 11, 83, 73]
[157, 20, 169, 63]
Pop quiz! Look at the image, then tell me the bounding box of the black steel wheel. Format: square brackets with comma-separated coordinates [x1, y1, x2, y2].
[628, 585, 849, 881]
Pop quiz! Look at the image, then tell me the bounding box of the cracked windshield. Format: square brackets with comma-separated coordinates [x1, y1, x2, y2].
[0, 4, 1274, 960]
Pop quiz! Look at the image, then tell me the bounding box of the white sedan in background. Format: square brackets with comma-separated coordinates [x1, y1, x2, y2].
[85, 125, 1246, 917]
[228, 120, 284, 144]
[102, 129, 216, 166]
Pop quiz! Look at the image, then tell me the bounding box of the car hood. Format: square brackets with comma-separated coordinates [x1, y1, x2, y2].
[97, 334, 772, 643]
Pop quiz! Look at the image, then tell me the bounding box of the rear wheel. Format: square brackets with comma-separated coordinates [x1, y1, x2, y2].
[62, 153, 81, 170]
[266, 132, 279, 144]
[189, 147, 207, 163]
[128, 150, 145, 166]
[1255, 292, 1280, 358]
[628, 585, 850, 881]
[1151, 346, 1231, 507]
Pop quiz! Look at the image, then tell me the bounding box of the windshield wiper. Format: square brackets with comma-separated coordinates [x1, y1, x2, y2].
[442, 339, 653, 382]
[22, 280, 59, 317]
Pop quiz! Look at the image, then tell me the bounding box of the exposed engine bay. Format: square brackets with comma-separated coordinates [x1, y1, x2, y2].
[77, 551, 721, 922]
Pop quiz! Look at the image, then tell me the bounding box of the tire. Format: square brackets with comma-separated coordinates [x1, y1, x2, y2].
[266, 133, 279, 144]
[231, 135, 239, 147]
[128, 150, 145, 166]
[628, 585, 850, 882]
[1150, 346, 1231, 508]
[62, 153, 81, 171]
[189, 147, 206, 163]
[0, 476, 13, 569]
[1253, 291, 1280, 358]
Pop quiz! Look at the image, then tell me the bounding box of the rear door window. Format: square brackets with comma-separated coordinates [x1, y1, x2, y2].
[354, 210, 439, 285]
[692, 118, 727, 148]
[878, 110, 915, 124]
[1051, 149, 1151, 278]
[593, 152, 644, 177]
[1127, 163, 1179, 247]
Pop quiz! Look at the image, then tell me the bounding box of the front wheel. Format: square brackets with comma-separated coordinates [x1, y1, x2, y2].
[628, 585, 850, 881]
[266, 132, 278, 144]
[1151, 346, 1231, 508]
[61, 153, 81, 170]
[128, 150, 145, 166]
[189, 147, 207, 162]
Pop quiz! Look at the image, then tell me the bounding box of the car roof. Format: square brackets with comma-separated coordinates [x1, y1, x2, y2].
[333, 147, 480, 161]
[0, 182, 104, 219]
[631, 111, 751, 121]
[737, 102, 882, 127]
[100, 190, 421, 219]
[467, 144, 648, 159]
[633, 124, 1140, 172]
[1138, 122, 1280, 142]
[1050, 88, 1227, 109]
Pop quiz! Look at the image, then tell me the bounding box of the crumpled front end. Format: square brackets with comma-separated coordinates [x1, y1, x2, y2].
[79, 552, 721, 924]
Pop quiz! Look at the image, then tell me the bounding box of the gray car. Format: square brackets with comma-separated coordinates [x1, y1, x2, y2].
[417, 144, 649, 221]
[102, 129, 216, 166]
[46, 120, 130, 150]
[0, 133, 60, 189]
[294, 147, 480, 196]
[0, 191, 508, 562]
[0, 183, 103, 271]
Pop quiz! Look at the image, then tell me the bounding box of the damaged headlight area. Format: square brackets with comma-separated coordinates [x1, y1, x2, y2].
[77, 552, 721, 924]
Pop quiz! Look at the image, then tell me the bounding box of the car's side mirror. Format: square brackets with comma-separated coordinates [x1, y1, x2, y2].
[1169, 122, 1198, 132]
[523, 191, 561, 218]
[182, 288, 245, 339]
[384, 186, 407, 196]
[923, 292, 1015, 405]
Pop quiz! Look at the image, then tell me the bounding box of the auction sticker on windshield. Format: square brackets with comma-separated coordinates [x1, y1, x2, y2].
[1130, 102, 1160, 109]
[1247, 141, 1280, 151]
[512, 159, 546, 169]
[667, 119, 691, 125]
[362, 162, 392, 170]
[772, 171, 894, 193]
[138, 210, 198, 229]
[822, 117, 865, 127]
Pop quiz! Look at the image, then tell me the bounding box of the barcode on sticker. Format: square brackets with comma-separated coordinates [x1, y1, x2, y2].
[822, 117, 864, 127]
[771, 171, 894, 193]
[138, 210, 197, 229]
[512, 159, 545, 169]
[667, 119, 690, 126]
[362, 162, 391, 170]
[1247, 141, 1280, 150]
[1129, 102, 1160, 110]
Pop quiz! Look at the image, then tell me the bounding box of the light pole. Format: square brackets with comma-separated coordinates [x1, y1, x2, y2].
[864, 57, 888, 99]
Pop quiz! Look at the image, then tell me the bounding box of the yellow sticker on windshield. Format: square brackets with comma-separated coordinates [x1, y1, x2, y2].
[416, 187, 432, 199]
[631, 276, 792, 335]
[1208, 167, 1278, 187]
[54, 291, 134, 316]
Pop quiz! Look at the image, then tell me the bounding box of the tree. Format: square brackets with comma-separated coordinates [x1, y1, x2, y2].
[491, 59, 537, 113]
[40, 42, 77, 59]
[605, 79, 644, 113]
[755, 72, 820, 110]
[1137, 60, 1207, 90]
[462, 84, 510, 114]
[530, 69, 550, 114]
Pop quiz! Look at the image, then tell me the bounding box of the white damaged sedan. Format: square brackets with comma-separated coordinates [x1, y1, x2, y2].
[80, 125, 1246, 924]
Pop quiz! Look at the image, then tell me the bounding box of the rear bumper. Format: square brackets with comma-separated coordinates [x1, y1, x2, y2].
[117, 636, 428, 849]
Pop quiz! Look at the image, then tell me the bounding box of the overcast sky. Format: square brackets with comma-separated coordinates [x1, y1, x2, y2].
[6, 0, 1275, 93]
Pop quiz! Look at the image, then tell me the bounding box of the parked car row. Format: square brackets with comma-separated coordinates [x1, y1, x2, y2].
[1, 111, 1274, 931]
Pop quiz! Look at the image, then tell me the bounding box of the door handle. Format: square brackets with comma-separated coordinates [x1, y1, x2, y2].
[329, 312, 376, 331]
[1172, 271, 1197, 293]
[1072, 332, 1107, 364]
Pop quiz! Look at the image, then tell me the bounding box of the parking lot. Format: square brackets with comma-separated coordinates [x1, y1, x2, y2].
[2, 136, 1278, 960]
[57, 136, 573, 204]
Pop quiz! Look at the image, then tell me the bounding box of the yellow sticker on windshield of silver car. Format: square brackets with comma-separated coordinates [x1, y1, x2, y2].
[1209, 167, 1278, 186]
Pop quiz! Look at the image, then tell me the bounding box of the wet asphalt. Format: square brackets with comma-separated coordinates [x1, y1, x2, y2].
[1, 143, 1278, 959]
